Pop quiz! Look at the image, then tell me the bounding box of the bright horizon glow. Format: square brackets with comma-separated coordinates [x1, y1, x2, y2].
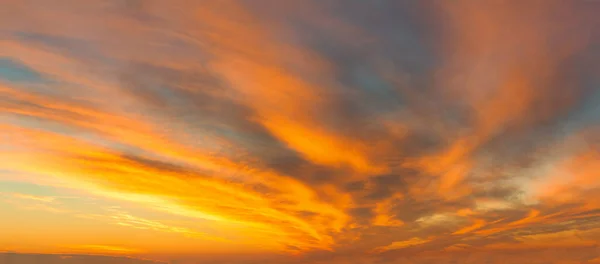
[1, 1, 599, 263]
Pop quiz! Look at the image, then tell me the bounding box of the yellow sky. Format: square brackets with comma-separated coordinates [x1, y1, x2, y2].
[1, 0, 599, 263]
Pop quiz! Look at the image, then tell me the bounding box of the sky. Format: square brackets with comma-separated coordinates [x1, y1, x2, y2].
[0, 0, 599, 263]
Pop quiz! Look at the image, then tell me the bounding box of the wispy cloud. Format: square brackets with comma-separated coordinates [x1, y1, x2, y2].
[0, 0, 599, 263]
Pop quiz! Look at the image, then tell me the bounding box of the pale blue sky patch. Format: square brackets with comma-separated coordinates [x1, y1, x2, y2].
[0, 58, 44, 83]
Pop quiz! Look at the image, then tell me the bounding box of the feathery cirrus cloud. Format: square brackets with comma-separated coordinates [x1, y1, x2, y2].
[0, 0, 599, 263]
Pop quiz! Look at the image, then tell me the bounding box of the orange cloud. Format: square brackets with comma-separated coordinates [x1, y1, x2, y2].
[372, 237, 431, 253]
[1, 0, 599, 263]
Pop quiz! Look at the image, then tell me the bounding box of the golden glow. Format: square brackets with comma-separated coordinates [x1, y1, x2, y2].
[0, 0, 599, 263]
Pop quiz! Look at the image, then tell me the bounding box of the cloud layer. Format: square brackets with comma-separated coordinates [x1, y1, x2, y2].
[1, 0, 599, 263]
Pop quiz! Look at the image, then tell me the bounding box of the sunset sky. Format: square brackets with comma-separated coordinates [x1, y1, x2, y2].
[1, 0, 599, 263]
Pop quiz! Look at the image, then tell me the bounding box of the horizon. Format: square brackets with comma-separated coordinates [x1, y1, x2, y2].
[1, 0, 599, 263]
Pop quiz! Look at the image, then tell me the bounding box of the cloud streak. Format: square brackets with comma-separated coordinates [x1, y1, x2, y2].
[1, 0, 599, 263]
